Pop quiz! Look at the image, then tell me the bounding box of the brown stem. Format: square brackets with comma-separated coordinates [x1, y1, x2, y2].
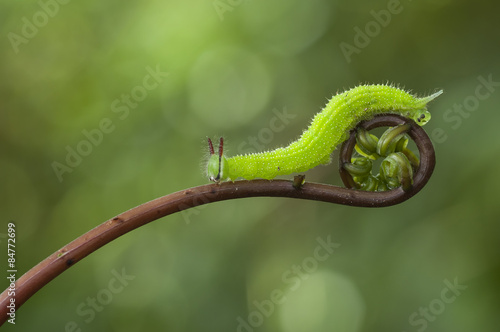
[0, 114, 435, 326]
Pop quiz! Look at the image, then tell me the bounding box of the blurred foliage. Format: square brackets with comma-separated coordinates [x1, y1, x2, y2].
[1, 0, 500, 331]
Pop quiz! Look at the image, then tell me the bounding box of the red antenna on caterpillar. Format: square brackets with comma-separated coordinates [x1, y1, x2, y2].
[218, 137, 224, 158]
[207, 137, 215, 155]
[216, 137, 224, 181]
[207, 137, 224, 182]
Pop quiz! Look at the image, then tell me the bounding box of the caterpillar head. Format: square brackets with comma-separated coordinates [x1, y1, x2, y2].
[207, 137, 229, 183]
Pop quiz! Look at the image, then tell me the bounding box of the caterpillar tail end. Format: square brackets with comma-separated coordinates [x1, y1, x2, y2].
[411, 89, 443, 126]
[420, 90, 443, 105]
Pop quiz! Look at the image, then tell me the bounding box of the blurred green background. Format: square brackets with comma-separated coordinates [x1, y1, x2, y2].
[1, 0, 499, 331]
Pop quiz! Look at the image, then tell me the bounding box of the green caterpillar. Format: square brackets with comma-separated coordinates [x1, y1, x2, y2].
[206, 84, 442, 182]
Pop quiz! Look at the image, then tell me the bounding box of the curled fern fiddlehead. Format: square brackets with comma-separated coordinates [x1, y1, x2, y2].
[341, 121, 424, 192]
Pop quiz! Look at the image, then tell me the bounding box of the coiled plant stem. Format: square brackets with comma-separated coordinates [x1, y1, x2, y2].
[0, 114, 435, 326]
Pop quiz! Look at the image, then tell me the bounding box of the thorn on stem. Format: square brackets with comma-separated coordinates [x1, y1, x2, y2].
[293, 175, 306, 189]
